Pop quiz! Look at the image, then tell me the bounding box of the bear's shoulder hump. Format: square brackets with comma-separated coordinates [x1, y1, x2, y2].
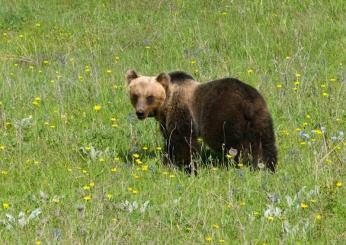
[169, 71, 194, 84]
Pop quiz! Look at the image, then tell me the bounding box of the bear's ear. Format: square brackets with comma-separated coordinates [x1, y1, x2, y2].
[126, 70, 139, 84]
[156, 73, 170, 91]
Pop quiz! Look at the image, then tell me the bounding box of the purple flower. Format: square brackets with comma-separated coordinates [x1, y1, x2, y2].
[299, 130, 310, 139]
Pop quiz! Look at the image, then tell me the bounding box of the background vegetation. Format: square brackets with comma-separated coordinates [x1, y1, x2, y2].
[0, 0, 345, 244]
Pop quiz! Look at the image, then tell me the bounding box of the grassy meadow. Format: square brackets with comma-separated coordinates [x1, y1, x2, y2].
[0, 0, 345, 244]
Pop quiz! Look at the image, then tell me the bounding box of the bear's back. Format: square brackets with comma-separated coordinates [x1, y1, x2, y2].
[196, 77, 262, 102]
[192, 77, 268, 133]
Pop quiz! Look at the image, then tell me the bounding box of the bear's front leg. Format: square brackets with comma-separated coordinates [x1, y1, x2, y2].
[166, 133, 198, 175]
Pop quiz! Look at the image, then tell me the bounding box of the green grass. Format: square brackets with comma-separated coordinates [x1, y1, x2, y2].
[0, 0, 345, 244]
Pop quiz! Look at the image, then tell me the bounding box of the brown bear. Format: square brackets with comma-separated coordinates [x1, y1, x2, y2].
[126, 70, 277, 174]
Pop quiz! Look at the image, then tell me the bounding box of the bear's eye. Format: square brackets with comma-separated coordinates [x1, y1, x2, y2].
[131, 94, 138, 101]
[146, 95, 154, 104]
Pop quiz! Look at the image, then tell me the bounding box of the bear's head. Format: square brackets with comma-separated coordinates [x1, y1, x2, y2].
[126, 70, 170, 120]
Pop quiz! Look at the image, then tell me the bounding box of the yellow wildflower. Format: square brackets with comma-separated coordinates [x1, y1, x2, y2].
[83, 195, 92, 201]
[132, 173, 140, 179]
[52, 196, 60, 203]
[315, 213, 322, 220]
[32, 96, 42, 106]
[226, 154, 233, 159]
[2, 202, 9, 209]
[325, 159, 332, 164]
[300, 203, 308, 209]
[252, 211, 260, 217]
[314, 129, 323, 135]
[205, 235, 212, 242]
[132, 153, 140, 159]
[212, 224, 220, 229]
[111, 167, 117, 172]
[94, 104, 102, 111]
[267, 216, 274, 221]
[247, 69, 254, 74]
[335, 181, 342, 188]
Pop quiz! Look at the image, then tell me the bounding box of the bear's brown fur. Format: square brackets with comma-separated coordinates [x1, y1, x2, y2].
[126, 70, 277, 174]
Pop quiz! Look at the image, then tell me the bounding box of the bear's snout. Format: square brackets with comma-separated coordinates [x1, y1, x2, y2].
[136, 110, 146, 120]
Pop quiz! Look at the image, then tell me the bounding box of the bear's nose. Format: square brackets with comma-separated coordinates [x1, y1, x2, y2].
[136, 111, 145, 119]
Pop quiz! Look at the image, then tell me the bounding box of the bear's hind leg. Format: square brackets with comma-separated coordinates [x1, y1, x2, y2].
[252, 134, 277, 172]
[261, 140, 277, 172]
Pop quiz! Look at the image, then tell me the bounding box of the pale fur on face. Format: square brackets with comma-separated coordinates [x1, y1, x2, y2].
[128, 75, 166, 119]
